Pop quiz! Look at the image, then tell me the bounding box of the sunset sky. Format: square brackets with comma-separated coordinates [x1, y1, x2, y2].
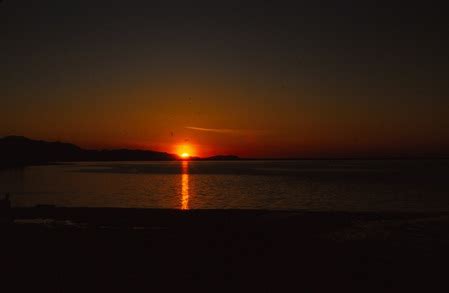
[1, 1, 448, 158]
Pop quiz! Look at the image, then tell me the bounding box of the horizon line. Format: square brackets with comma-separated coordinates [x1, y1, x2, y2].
[1, 135, 448, 161]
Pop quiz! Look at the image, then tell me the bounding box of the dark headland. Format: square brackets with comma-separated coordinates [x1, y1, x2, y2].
[0, 136, 240, 168]
[1, 206, 448, 292]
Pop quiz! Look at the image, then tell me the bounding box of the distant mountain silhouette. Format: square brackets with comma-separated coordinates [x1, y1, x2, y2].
[0, 136, 241, 167]
[0, 136, 176, 166]
[198, 155, 240, 161]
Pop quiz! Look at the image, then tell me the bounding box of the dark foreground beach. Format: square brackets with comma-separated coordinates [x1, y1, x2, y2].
[1, 207, 448, 292]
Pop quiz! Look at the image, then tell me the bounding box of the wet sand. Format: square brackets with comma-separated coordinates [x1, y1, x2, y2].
[2, 207, 449, 292]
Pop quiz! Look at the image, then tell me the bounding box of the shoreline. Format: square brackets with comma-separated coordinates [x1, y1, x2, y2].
[10, 206, 449, 226]
[2, 156, 449, 169]
[2, 206, 449, 292]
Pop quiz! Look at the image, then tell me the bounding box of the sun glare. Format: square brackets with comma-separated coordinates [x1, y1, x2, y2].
[176, 144, 195, 159]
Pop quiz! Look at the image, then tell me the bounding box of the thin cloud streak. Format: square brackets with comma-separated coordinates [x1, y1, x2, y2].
[186, 127, 269, 137]
[186, 127, 240, 134]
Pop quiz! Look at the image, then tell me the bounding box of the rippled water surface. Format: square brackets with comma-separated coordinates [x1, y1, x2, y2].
[1, 160, 449, 211]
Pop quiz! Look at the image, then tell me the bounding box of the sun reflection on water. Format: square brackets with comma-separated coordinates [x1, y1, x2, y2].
[181, 161, 189, 210]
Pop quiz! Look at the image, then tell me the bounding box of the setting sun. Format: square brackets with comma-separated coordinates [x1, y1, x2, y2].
[176, 144, 195, 159]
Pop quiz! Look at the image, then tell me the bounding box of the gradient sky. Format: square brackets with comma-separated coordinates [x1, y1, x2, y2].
[1, 0, 448, 157]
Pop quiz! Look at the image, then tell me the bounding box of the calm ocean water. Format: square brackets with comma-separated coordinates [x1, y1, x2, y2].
[1, 160, 449, 212]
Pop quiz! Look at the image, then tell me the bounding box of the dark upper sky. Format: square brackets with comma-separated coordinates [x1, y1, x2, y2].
[1, 0, 448, 157]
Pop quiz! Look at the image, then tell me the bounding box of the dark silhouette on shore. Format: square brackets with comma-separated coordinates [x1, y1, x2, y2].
[0, 193, 11, 208]
[0, 193, 12, 223]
